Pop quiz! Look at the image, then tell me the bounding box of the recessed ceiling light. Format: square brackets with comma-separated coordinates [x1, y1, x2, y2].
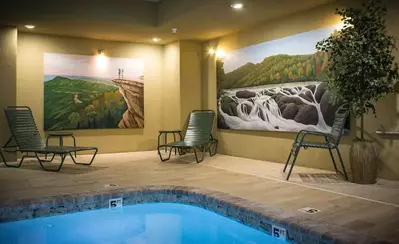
[25, 25, 35, 29]
[152, 37, 161, 42]
[231, 3, 244, 9]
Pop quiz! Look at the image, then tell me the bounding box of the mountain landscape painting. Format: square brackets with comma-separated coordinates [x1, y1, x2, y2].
[217, 26, 349, 133]
[44, 53, 144, 131]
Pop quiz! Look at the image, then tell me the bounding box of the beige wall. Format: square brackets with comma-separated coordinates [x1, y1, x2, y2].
[17, 33, 164, 153]
[0, 26, 17, 161]
[162, 41, 181, 130]
[202, 1, 399, 180]
[162, 40, 204, 130]
[180, 41, 203, 126]
[15, 35, 204, 153]
[362, 0, 399, 180]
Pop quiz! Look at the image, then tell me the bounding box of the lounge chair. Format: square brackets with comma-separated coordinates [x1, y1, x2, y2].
[157, 110, 217, 163]
[0, 106, 98, 172]
[283, 104, 350, 181]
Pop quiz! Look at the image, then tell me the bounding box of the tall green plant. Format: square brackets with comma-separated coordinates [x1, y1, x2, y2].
[316, 0, 398, 140]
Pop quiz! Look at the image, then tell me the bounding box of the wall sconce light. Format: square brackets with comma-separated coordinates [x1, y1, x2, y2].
[98, 49, 104, 56]
[231, 3, 244, 9]
[208, 47, 227, 59]
[24, 25, 35, 29]
[215, 49, 226, 59]
[336, 17, 353, 31]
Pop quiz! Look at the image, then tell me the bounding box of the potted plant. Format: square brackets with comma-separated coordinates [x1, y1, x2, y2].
[316, 0, 398, 184]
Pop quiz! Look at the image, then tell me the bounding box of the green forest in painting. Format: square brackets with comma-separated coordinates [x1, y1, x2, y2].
[44, 76, 127, 131]
[217, 51, 329, 89]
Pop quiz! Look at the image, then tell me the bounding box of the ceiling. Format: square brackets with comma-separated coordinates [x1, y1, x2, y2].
[0, 0, 336, 44]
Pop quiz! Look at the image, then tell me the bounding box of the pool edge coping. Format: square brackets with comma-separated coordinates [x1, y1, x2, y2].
[0, 185, 387, 244]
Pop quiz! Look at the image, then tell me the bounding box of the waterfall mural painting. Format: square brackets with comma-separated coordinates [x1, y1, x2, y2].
[217, 25, 350, 133]
[44, 53, 144, 130]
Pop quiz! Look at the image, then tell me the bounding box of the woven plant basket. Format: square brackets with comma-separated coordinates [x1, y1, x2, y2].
[349, 140, 379, 184]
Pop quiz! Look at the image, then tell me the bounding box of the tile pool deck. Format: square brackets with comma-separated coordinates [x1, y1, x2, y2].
[0, 151, 398, 243]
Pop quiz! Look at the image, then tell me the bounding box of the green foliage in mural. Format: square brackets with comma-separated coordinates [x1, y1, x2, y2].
[44, 76, 127, 130]
[217, 52, 330, 89]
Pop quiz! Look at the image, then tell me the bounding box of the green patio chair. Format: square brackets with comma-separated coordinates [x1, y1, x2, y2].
[157, 110, 217, 163]
[0, 106, 98, 172]
[283, 104, 350, 181]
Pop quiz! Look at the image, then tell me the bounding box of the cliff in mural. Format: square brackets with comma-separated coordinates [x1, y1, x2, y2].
[44, 76, 127, 130]
[43, 53, 145, 130]
[112, 79, 144, 128]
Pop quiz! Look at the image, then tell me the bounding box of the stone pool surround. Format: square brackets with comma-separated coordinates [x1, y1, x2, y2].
[0, 185, 388, 244]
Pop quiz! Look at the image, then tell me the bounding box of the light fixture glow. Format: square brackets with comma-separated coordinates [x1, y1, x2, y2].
[216, 49, 226, 59]
[208, 48, 215, 55]
[96, 54, 108, 69]
[335, 17, 353, 31]
[152, 37, 161, 42]
[98, 49, 104, 56]
[231, 3, 244, 9]
[25, 25, 35, 29]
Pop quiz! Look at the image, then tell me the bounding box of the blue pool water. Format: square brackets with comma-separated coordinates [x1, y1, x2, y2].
[0, 203, 288, 244]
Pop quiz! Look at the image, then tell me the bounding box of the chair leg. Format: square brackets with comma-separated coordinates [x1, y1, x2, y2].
[0, 149, 6, 165]
[328, 148, 339, 173]
[173, 133, 177, 155]
[209, 139, 218, 157]
[38, 153, 56, 163]
[45, 136, 50, 159]
[193, 147, 204, 163]
[177, 133, 185, 156]
[69, 148, 98, 166]
[286, 148, 300, 181]
[157, 132, 162, 155]
[283, 151, 292, 172]
[72, 136, 77, 158]
[0, 149, 25, 168]
[159, 146, 172, 162]
[37, 153, 66, 172]
[336, 147, 349, 181]
[164, 133, 167, 153]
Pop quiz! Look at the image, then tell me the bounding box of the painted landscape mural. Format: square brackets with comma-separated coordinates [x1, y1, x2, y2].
[217, 26, 349, 133]
[44, 53, 144, 130]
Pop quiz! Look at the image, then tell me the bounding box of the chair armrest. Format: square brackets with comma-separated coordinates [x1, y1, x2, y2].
[295, 130, 335, 144]
[159, 130, 182, 133]
[295, 130, 320, 142]
[299, 130, 329, 137]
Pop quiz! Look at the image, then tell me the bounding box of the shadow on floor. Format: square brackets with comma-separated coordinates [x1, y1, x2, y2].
[159, 153, 212, 165]
[298, 173, 347, 183]
[2, 159, 108, 174]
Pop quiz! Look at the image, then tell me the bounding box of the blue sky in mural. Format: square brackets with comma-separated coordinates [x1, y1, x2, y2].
[44, 53, 144, 81]
[223, 26, 337, 73]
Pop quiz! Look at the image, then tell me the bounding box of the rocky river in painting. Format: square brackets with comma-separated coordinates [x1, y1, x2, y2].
[218, 81, 348, 133]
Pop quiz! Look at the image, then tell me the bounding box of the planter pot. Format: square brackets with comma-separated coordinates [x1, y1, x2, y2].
[349, 140, 379, 184]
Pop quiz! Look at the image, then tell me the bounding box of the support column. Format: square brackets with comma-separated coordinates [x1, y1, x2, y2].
[0, 26, 17, 161]
[179, 40, 203, 126]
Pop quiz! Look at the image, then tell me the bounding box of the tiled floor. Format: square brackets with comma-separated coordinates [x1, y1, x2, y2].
[0, 151, 398, 242]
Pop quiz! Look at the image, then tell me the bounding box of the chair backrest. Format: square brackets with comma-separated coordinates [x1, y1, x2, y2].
[4, 106, 45, 150]
[183, 110, 215, 145]
[328, 104, 349, 146]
